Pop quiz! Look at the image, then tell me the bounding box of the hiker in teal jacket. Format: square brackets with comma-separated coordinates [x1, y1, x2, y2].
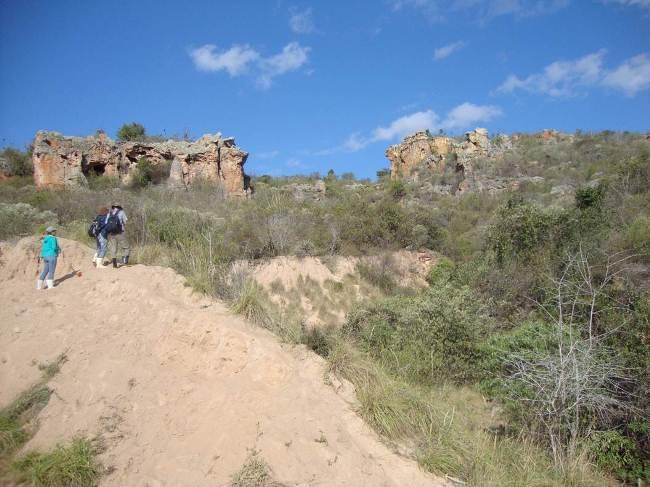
[37, 226, 62, 289]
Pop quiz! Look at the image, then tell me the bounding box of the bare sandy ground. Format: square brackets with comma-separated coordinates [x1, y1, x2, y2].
[0, 237, 443, 486]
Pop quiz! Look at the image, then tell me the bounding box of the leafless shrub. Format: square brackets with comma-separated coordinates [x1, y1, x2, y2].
[505, 248, 637, 467]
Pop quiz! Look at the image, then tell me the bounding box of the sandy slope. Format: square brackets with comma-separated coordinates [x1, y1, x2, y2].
[0, 238, 443, 486]
[252, 251, 437, 327]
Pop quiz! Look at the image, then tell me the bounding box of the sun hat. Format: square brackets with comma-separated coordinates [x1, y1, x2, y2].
[45, 226, 56, 234]
[111, 203, 122, 209]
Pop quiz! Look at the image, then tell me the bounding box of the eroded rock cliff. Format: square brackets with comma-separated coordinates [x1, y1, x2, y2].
[386, 128, 496, 180]
[386, 128, 515, 193]
[32, 131, 250, 197]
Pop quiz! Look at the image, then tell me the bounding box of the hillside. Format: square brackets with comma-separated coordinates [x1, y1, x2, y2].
[0, 129, 648, 485]
[0, 237, 442, 486]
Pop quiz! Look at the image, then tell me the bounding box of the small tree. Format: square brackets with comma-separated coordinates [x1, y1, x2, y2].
[117, 122, 146, 142]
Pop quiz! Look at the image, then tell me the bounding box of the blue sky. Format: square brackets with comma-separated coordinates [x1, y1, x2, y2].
[1, 0, 649, 178]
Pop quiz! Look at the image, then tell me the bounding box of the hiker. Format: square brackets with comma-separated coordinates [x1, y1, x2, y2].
[91, 207, 110, 268]
[107, 203, 129, 268]
[37, 226, 62, 289]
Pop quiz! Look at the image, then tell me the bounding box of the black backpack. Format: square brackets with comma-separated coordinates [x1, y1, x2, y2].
[105, 213, 122, 234]
[87, 221, 99, 238]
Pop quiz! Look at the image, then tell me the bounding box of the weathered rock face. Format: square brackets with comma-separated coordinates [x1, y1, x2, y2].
[32, 131, 250, 197]
[387, 128, 516, 194]
[386, 128, 499, 180]
[386, 132, 452, 179]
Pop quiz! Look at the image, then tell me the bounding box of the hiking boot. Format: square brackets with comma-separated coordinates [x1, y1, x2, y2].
[95, 257, 106, 268]
[36, 279, 44, 290]
[122, 256, 129, 265]
[112, 258, 118, 269]
[46, 279, 54, 289]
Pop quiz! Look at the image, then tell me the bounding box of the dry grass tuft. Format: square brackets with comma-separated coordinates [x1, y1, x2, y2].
[230, 449, 286, 487]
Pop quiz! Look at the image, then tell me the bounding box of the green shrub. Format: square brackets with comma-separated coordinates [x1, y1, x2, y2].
[343, 283, 489, 385]
[117, 122, 146, 141]
[426, 256, 455, 285]
[587, 430, 647, 481]
[487, 198, 559, 264]
[1, 147, 33, 176]
[575, 183, 606, 210]
[624, 215, 650, 255]
[130, 158, 155, 188]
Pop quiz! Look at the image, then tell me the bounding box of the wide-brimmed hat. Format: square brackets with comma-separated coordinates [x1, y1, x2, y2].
[45, 226, 56, 234]
[111, 203, 123, 209]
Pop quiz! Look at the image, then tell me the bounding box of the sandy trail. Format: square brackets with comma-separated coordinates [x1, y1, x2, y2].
[0, 238, 442, 486]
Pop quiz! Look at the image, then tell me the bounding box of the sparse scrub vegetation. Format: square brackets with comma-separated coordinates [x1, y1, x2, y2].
[1, 131, 649, 484]
[0, 354, 92, 486]
[0, 202, 57, 240]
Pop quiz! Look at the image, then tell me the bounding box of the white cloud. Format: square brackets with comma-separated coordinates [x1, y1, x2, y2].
[605, 0, 650, 8]
[189, 44, 259, 76]
[391, 0, 569, 21]
[289, 8, 314, 34]
[441, 102, 502, 129]
[498, 50, 650, 97]
[372, 110, 440, 141]
[434, 41, 466, 60]
[332, 103, 502, 153]
[190, 42, 310, 89]
[343, 133, 369, 151]
[602, 54, 650, 96]
[497, 50, 606, 96]
[257, 42, 311, 89]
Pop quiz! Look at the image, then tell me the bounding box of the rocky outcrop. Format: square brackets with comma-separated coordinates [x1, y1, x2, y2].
[539, 129, 575, 143]
[387, 128, 515, 194]
[32, 131, 250, 197]
[386, 132, 452, 179]
[387, 128, 500, 180]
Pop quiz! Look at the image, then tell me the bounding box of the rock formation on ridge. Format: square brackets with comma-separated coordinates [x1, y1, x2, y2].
[386, 128, 497, 180]
[32, 131, 250, 197]
[386, 128, 517, 194]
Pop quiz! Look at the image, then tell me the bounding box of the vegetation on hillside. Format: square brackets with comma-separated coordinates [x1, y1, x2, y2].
[0, 130, 648, 485]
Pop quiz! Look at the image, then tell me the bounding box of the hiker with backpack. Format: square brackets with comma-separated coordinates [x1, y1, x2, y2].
[37, 226, 62, 289]
[89, 207, 110, 268]
[106, 203, 129, 268]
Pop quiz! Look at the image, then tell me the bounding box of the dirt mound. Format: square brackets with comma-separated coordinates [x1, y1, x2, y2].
[0, 237, 442, 486]
[253, 251, 437, 327]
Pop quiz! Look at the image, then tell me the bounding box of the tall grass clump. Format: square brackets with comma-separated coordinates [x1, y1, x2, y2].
[13, 439, 100, 487]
